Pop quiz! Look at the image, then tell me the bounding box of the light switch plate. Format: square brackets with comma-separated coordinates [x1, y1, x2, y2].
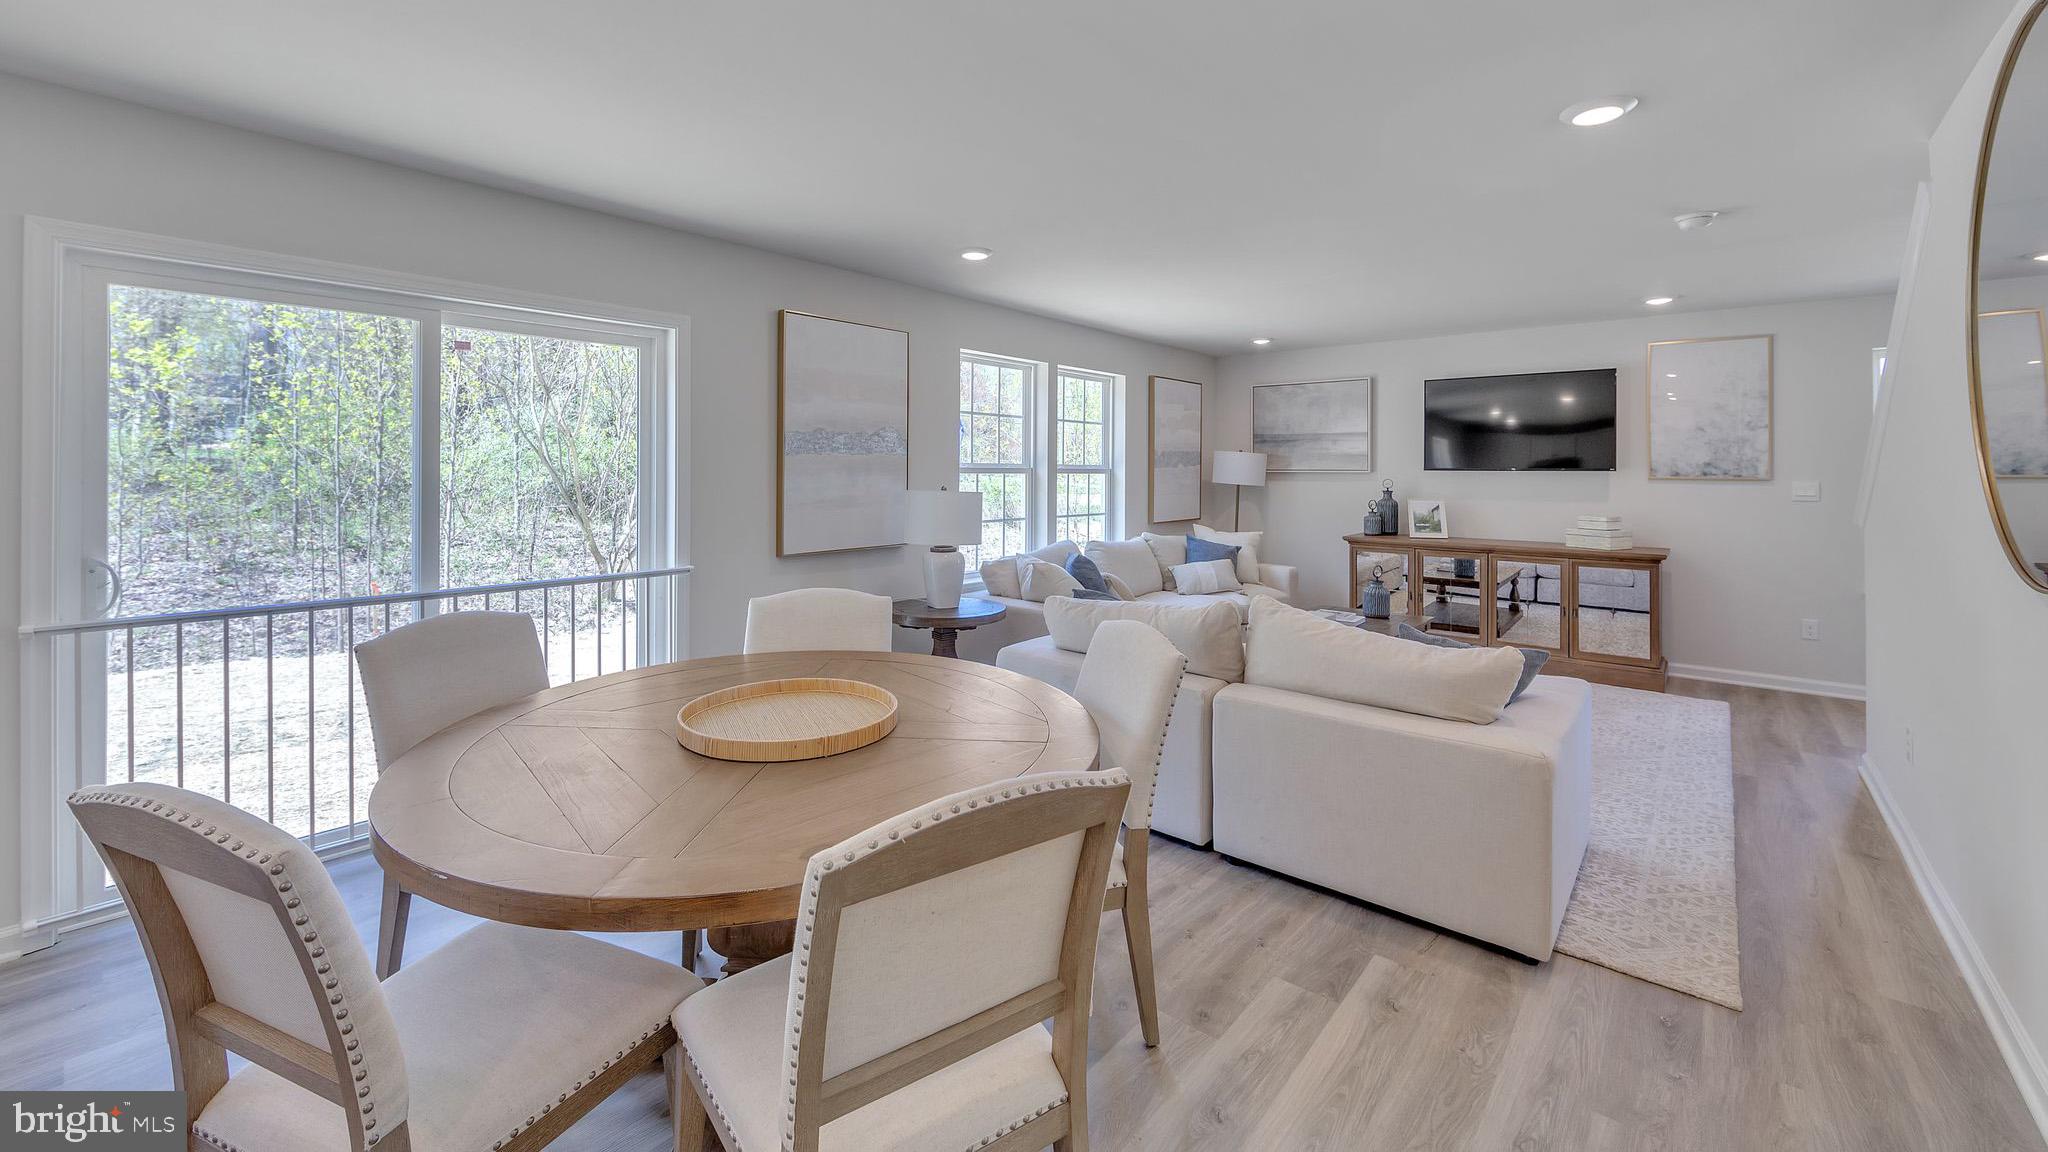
[1792, 481, 1821, 502]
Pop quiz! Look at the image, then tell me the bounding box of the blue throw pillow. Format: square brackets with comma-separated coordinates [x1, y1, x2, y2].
[1069, 588, 1121, 601]
[1184, 536, 1240, 567]
[1395, 622, 1549, 704]
[1066, 552, 1114, 596]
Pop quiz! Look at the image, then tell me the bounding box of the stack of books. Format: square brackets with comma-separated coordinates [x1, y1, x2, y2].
[1566, 515, 1634, 550]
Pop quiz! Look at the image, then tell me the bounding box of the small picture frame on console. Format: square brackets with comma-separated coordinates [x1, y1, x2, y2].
[1408, 499, 1449, 538]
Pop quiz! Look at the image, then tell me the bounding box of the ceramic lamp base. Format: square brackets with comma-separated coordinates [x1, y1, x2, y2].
[923, 547, 965, 609]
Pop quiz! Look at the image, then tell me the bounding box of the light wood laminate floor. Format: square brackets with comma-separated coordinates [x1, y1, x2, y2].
[1, 682, 2038, 1150]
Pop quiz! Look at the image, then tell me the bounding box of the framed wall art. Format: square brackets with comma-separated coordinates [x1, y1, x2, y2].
[1252, 377, 1374, 472]
[1148, 375, 1204, 522]
[777, 309, 910, 555]
[1647, 335, 1773, 480]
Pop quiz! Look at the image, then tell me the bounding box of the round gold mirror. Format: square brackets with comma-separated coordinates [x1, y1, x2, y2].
[1972, 0, 2048, 593]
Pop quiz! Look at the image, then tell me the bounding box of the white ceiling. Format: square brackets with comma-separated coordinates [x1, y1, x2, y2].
[0, 0, 2012, 355]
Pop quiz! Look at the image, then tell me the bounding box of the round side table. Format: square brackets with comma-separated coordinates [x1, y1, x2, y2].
[891, 596, 1007, 658]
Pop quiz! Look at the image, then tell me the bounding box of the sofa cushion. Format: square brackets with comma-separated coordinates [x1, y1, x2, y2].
[1169, 558, 1242, 595]
[1580, 566, 1642, 588]
[1139, 533, 1187, 589]
[1043, 596, 1244, 682]
[1191, 525, 1263, 585]
[977, 541, 1078, 599]
[1103, 572, 1136, 600]
[1085, 538, 1165, 596]
[1244, 598, 1523, 724]
[1396, 622, 1550, 703]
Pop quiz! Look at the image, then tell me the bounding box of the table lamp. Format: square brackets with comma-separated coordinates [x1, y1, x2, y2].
[904, 487, 983, 609]
[1212, 450, 1267, 531]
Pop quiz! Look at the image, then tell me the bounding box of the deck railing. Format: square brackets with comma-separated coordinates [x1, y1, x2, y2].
[18, 566, 692, 928]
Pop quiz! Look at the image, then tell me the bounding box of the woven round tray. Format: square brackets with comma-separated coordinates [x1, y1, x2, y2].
[673, 677, 899, 762]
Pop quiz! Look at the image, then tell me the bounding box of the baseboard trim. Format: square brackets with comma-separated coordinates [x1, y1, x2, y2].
[0, 921, 56, 966]
[1667, 662, 1866, 701]
[1860, 754, 2048, 1141]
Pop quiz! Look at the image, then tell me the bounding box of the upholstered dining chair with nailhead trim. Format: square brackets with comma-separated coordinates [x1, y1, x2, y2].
[742, 588, 895, 655]
[667, 769, 1132, 1152]
[1070, 619, 1186, 1049]
[69, 782, 702, 1152]
[353, 609, 549, 978]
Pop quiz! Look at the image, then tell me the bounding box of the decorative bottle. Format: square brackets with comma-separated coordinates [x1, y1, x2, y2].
[1362, 567, 1393, 618]
[1376, 482, 1399, 535]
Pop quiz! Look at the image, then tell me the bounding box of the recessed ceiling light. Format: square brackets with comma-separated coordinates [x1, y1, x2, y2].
[960, 248, 992, 261]
[2032, 252, 2048, 262]
[1560, 394, 1576, 404]
[1560, 96, 1639, 127]
[1251, 337, 1272, 346]
[1666, 372, 1679, 378]
[1645, 296, 1676, 307]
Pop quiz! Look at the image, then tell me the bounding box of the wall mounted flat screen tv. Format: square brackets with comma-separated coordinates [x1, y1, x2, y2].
[1423, 369, 1618, 471]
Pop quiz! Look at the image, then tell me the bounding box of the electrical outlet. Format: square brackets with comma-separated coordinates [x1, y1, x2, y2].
[1801, 618, 1821, 641]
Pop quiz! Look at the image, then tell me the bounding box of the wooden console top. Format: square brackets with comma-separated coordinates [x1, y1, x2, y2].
[1342, 533, 1669, 564]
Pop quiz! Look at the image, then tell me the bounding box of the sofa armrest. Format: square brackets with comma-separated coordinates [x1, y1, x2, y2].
[1256, 564, 1298, 604]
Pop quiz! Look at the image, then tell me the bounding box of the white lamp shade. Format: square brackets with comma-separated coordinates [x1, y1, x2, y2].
[903, 489, 983, 545]
[1213, 450, 1268, 487]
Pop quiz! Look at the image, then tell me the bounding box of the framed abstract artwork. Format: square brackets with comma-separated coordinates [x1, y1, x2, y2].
[1647, 335, 1773, 480]
[777, 310, 910, 555]
[1252, 377, 1374, 472]
[1148, 376, 1204, 523]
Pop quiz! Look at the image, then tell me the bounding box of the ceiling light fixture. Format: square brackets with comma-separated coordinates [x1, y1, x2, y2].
[1560, 394, 1576, 404]
[1674, 211, 1720, 231]
[1560, 96, 1639, 127]
[960, 248, 992, 261]
[2033, 252, 2048, 262]
[1666, 372, 1678, 378]
[1645, 296, 1676, 307]
[1251, 337, 1272, 346]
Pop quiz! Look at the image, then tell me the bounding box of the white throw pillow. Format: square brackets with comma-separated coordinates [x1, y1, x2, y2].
[978, 559, 1023, 599]
[1191, 524, 1262, 585]
[1169, 558, 1242, 595]
[1140, 533, 1187, 590]
[1084, 538, 1165, 597]
[1019, 559, 1082, 602]
[1243, 598, 1523, 724]
[1044, 596, 1245, 682]
[1103, 572, 1136, 601]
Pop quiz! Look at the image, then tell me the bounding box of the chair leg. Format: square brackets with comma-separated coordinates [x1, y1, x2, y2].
[666, 1047, 711, 1152]
[1121, 892, 1160, 1047]
[376, 874, 411, 980]
[680, 929, 700, 972]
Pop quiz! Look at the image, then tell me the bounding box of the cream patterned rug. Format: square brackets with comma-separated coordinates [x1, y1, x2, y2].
[1555, 685, 1742, 1010]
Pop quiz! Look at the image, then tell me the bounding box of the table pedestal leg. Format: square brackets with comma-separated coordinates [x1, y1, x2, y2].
[930, 627, 960, 658]
[707, 920, 797, 977]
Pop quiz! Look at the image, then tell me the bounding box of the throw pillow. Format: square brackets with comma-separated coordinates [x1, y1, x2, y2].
[1396, 623, 1550, 703]
[1043, 596, 1245, 681]
[1184, 536, 1241, 569]
[1069, 588, 1121, 601]
[1140, 533, 1188, 590]
[978, 558, 1023, 599]
[1020, 559, 1082, 602]
[1084, 538, 1165, 596]
[1191, 524, 1262, 584]
[1243, 598, 1522, 724]
[1102, 572, 1136, 601]
[1169, 558, 1243, 595]
[1065, 552, 1114, 596]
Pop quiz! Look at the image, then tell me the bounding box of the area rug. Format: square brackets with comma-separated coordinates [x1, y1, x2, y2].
[1554, 685, 1742, 1010]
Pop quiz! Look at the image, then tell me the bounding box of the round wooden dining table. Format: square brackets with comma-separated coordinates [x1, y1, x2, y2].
[367, 650, 1099, 974]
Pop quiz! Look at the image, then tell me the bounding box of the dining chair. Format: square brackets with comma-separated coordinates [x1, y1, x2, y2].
[69, 782, 701, 1152]
[743, 588, 894, 654]
[666, 769, 1132, 1152]
[354, 609, 548, 977]
[1070, 619, 1186, 1048]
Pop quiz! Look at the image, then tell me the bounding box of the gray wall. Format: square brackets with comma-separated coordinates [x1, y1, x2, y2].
[1213, 295, 1888, 693]
[1865, 0, 2048, 1130]
[0, 73, 1213, 945]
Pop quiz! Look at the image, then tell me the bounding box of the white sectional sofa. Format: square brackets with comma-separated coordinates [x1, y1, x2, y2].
[997, 595, 1593, 961]
[959, 531, 1297, 664]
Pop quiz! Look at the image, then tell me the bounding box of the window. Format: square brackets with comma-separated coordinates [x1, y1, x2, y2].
[958, 353, 1034, 569]
[1053, 369, 1113, 546]
[956, 352, 1120, 571]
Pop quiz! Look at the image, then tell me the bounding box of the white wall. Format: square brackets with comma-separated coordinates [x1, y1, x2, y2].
[1212, 296, 1889, 693]
[0, 73, 1213, 946]
[1864, 0, 2048, 1131]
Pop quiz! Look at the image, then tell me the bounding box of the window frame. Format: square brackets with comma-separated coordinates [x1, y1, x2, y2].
[1051, 366, 1118, 549]
[956, 350, 1123, 579]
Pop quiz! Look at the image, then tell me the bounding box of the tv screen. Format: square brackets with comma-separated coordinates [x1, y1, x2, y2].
[1423, 369, 1618, 471]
